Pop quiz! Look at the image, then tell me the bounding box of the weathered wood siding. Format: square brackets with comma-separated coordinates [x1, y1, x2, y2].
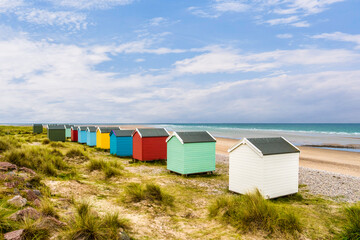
[142, 137, 167, 161]
[71, 129, 78, 142]
[65, 129, 71, 138]
[229, 144, 264, 195]
[132, 132, 142, 160]
[116, 136, 132, 157]
[167, 136, 184, 173]
[262, 153, 299, 198]
[183, 142, 215, 174]
[87, 132, 96, 146]
[48, 129, 66, 142]
[78, 131, 87, 143]
[110, 134, 117, 155]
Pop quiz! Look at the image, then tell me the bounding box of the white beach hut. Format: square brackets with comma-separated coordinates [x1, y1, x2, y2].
[228, 137, 300, 199]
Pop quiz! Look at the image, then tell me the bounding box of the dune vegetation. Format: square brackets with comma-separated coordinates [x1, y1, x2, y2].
[0, 125, 359, 239]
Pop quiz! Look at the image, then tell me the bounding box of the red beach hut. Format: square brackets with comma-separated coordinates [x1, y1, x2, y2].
[71, 126, 78, 142]
[132, 128, 169, 161]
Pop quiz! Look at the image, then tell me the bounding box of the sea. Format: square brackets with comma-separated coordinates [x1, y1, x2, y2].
[151, 123, 360, 151]
[4, 123, 360, 151]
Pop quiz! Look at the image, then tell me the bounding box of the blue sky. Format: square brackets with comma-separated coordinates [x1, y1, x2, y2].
[0, 0, 359, 123]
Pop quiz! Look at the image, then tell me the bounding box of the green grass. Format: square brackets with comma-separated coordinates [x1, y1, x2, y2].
[61, 202, 130, 240]
[338, 204, 360, 240]
[208, 190, 302, 237]
[88, 159, 123, 179]
[20, 218, 51, 240]
[0, 202, 19, 234]
[65, 149, 89, 161]
[49, 142, 65, 148]
[4, 146, 70, 177]
[124, 182, 174, 206]
[40, 199, 59, 219]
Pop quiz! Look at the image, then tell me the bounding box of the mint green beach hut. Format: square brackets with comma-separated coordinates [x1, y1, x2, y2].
[166, 131, 216, 175]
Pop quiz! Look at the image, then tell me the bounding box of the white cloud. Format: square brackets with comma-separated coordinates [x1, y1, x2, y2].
[135, 58, 145, 62]
[49, 0, 134, 10]
[312, 32, 360, 49]
[0, 0, 24, 13]
[266, 16, 300, 25]
[15, 9, 87, 30]
[190, 0, 344, 27]
[276, 33, 293, 39]
[213, 0, 249, 12]
[148, 17, 166, 26]
[174, 47, 360, 74]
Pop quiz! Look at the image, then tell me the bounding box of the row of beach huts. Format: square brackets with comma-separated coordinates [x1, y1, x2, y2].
[33, 124, 300, 199]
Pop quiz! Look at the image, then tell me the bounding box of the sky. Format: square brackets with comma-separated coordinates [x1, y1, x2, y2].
[0, 0, 359, 123]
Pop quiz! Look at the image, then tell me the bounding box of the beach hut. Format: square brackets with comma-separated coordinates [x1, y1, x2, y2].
[71, 126, 78, 142]
[33, 124, 43, 134]
[132, 128, 169, 161]
[109, 130, 133, 157]
[77, 126, 88, 143]
[65, 125, 72, 138]
[166, 131, 216, 175]
[86, 127, 97, 147]
[47, 125, 66, 142]
[96, 127, 119, 149]
[228, 137, 300, 199]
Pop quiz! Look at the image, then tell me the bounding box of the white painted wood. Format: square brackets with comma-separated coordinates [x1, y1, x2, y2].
[229, 141, 299, 199]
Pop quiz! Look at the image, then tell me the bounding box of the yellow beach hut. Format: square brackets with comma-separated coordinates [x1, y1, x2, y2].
[96, 127, 120, 149]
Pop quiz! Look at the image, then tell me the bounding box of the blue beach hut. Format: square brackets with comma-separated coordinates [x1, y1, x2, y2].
[87, 126, 97, 147]
[109, 129, 133, 157]
[78, 126, 88, 143]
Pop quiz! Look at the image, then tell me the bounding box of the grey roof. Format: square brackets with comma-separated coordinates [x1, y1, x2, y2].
[78, 126, 88, 131]
[247, 137, 299, 155]
[136, 128, 169, 137]
[87, 126, 97, 132]
[65, 125, 72, 128]
[33, 124, 42, 126]
[175, 131, 216, 143]
[48, 125, 65, 130]
[98, 127, 118, 133]
[71, 126, 78, 130]
[111, 130, 133, 137]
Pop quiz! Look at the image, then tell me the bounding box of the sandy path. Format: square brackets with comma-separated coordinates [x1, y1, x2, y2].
[216, 137, 360, 177]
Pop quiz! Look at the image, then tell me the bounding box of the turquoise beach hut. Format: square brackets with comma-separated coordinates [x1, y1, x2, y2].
[166, 131, 216, 175]
[87, 126, 97, 147]
[109, 130, 133, 157]
[77, 126, 88, 143]
[65, 125, 72, 138]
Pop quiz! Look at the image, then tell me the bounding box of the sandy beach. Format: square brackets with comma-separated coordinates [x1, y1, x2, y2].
[98, 125, 360, 177]
[216, 137, 360, 177]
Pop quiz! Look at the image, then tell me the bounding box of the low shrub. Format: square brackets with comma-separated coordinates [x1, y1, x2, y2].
[65, 149, 89, 161]
[62, 202, 130, 239]
[88, 159, 123, 179]
[4, 146, 69, 177]
[40, 200, 59, 219]
[42, 139, 50, 145]
[20, 218, 51, 240]
[0, 138, 10, 153]
[50, 142, 65, 148]
[208, 190, 302, 237]
[0, 203, 18, 234]
[124, 183, 174, 206]
[338, 204, 360, 240]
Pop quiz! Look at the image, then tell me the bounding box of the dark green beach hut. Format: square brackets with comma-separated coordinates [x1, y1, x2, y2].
[47, 125, 66, 142]
[33, 124, 43, 134]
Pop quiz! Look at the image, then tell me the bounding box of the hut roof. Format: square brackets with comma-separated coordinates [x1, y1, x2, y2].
[78, 126, 88, 131]
[133, 128, 169, 138]
[33, 124, 42, 127]
[87, 126, 97, 132]
[166, 131, 216, 144]
[48, 125, 65, 130]
[98, 127, 118, 133]
[228, 137, 299, 155]
[111, 130, 133, 137]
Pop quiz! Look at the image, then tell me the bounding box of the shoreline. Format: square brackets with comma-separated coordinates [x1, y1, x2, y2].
[215, 136, 360, 177]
